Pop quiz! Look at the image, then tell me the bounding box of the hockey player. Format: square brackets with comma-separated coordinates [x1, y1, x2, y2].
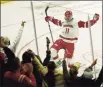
[45, 10, 99, 66]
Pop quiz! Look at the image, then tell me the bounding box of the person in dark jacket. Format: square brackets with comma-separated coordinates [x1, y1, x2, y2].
[44, 61, 56, 87]
[62, 59, 103, 87]
[21, 37, 51, 87]
[2, 47, 36, 87]
[21, 49, 43, 87]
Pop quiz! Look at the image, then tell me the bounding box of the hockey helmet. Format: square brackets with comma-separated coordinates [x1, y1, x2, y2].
[64, 10, 73, 21]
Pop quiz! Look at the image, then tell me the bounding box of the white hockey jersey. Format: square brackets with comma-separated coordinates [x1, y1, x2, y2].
[60, 19, 79, 43]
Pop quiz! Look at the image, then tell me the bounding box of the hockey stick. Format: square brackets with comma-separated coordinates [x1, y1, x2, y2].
[45, 6, 54, 43]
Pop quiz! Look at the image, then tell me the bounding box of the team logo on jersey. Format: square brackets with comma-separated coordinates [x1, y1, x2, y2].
[63, 24, 73, 28]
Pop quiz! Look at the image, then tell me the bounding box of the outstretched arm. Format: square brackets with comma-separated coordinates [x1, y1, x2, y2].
[78, 13, 99, 28]
[45, 16, 62, 26]
[82, 59, 97, 79]
[43, 37, 51, 66]
[10, 21, 26, 53]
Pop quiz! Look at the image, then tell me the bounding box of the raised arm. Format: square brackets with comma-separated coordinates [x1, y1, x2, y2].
[78, 13, 99, 28]
[43, 37, 51, 66]
[10, 21, 26, 53]
[82, 59, 97, 79]
[45, 16, 62, 26]
[62, 59, 70, 81]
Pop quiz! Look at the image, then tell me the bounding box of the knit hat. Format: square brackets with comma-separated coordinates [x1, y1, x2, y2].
[74, 62, 81, 70]
[68, 62, 81, 70]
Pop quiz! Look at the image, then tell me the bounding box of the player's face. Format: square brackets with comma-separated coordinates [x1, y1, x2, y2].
[65, 14, 71, 20]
